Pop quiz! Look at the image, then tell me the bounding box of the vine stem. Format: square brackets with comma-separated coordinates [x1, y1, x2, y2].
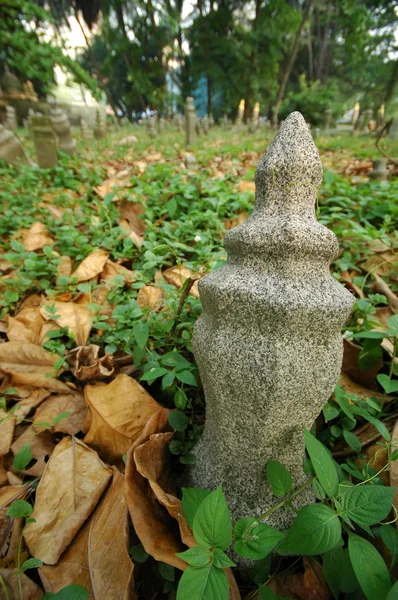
[0, 576, 10, 600]
[258, 476, 315, 521]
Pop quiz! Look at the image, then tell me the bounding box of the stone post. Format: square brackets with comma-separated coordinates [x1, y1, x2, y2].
[352, 102, 360, 125]
[0, 124, 35, 167]
[5, 106, 17, 131]
[185, 97, 196, 147]
[94, 109, 106, 139]
[80, 117, 91, 141]
[31, 116, 57, 168]
[190, 112, 354, 527]
[324, 108, 333, 130]
[50, 107, 77, 156]
[389, 118, 398, 140]
[236, 99, 245, 125]
[252, 102, 260, 125]
[369, 158, 388, 181]
[361, 109, 372, 133]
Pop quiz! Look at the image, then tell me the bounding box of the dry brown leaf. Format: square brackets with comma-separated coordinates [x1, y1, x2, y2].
[362, 251, 397, 282]
[12, 389, 51, 424]
[6, 295, 45, 345]
[33, 391, 87, 435]
[21, 222, 55, 252]
[40, 300, 94, 346]
[88, 469, 135, 599]
[95, 178, 119, 199]
[278, 556, 333, 600]
[137, 286, 164, 311]
[0, 467, 8, 487]
[11, 426, 55, 477]
[57, 256, 73, 278]
[67, 345, 115, 381]
[342, 339, 382, 389]
[339, 372, 389, 403]
[119, 219, 144, 249]
[163, 265, 200, 298]
[125, 416, 186, 570]
[368, 239, 391, 253]
[0, 342, 69, 392]
[134, 432, 195, 549]
[101, 259, 135, 285]
[340, 271, 365, 299]
[0, 409, 15, 457]
[24, 436, 112, 564]
[238, 180, 255, 193]
[126, 428, 240, 598]
[0, 485, 29, 511]
[119, 201, 147, 236]
[145, 152, 162, 163]
[40, 469, 135, 599]
[371, 274, 398, 311]
[224, 212, 249, 230]
[39, 517, 93, 595]
[71, 249, 109, 282]
[83, 374, 169, 461]
[0, 568, 43, 599]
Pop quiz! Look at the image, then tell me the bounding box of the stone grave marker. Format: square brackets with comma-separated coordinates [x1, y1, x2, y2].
[185, 97, 196, 147]
[0, 124, 35, 167]
[236, 98, 245, 125]
[94, 109, 106, 139]
[50, 106, 77, 156]
[80, 117, 91, 140]
[5, 105, 17, 131]
[190, 111, 354, 527]
[369, 158, 388, 180]
[324, 108, 333, 130]
[31, 116, 57, 168]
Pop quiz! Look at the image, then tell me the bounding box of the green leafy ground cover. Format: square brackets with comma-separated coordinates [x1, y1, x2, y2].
[0, 125, 397, 599]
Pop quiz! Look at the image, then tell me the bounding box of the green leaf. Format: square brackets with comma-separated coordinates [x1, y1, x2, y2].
[343, 429, 362, 453]
[377, 374, 398, 394]
[266, 461, 292, 497]
[323, 401, 340, 422]
[323, 547, 359, 599]
[182, 488, 211, 529]
[212, 549, 236, 568]
[162, 371, 175, 389]
[21, 557, 43, 572]
[176, 547, 212, 567]
[133, 321, 149, 349]
[45, 584, 89, 599]
[387, 581, 398, 600]
[175, 370, 197, 386]
[304, 429, 339, 497]
[53, 411, 71, 426]
[348, 534, 391, 600]
[174, 389, 188, 410]
[168, 410, 189, 431]
[158, 562, 174, 581]
[7, 500, 33, 518]
[141, 367, 169, 381]
[13, 444, 32, 472]
[160, 352, 191, 370]
[277, 504, 341, 556]
[176, 564, 229, 600]
[340, 485, 395, 526]
[380, 525, 398, 565]
[234, 517, 285, 560]
[258, 587, 289, 600]
[193, 486, 232, 551]
[251, 556, 272, 584]
[129, 543, 149, 563]
[351, 406, 391, 441]
[388, 314, 398, 336]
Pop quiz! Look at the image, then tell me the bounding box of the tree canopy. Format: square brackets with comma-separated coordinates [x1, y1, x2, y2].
[1, 0, 398, 121]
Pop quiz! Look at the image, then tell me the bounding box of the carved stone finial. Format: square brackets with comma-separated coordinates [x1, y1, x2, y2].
[49, 107, 76, 156]
[190, 111, 355, 528]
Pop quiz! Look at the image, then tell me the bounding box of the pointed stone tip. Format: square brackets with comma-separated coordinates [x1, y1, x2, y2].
[255, 111, 323, 192]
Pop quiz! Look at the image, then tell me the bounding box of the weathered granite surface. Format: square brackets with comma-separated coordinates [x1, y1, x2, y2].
[50, 107, 77, 156]
[190, 111, 355, 528]
[31, 116, 57, 168]
[185, 97, 196, 146]
[0, 124, 35, 167]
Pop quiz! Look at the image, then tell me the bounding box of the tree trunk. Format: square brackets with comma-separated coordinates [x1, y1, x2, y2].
[271, 0, 313, 127]
[307, 21, 313, 82]
[384, 60, 398, 109]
